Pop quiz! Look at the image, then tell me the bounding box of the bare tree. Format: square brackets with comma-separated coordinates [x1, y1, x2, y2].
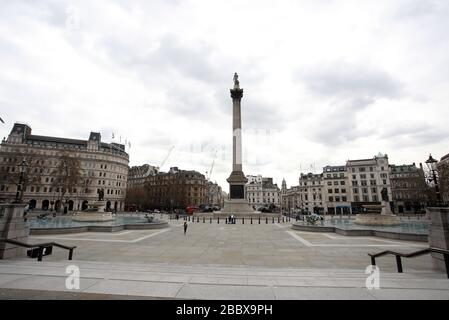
[51, 154, 82, 212]
[0, 152, 45, 203]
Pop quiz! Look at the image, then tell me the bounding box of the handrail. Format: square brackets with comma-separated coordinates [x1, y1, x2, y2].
[369, 247, 449, 278]
[0, 238, 76, 261]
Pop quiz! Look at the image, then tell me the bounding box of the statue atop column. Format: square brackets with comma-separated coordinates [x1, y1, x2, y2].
[233, 72, 240, 89]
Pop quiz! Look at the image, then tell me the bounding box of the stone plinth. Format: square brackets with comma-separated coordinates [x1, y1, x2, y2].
[354, 214, 401, 226]
[220, 199, 256, 216]
[0, 203, 30, 259]
[427, 207, 449, 271]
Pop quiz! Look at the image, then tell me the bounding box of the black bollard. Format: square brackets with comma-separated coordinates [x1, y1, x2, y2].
[283, 217, 285, 223]
[272, 217, 274, 223]
[218, 217, 220, 224]
[210, 217, 212, 224]
[259, 217, 261, 224]
[203, 217, 205, 223]
[278, 217, 280, 223]
[242, 217, 244, 224]
[226, 218, 228, 224]
[251, 217, 253, 224]
[266, 217, 268, 224]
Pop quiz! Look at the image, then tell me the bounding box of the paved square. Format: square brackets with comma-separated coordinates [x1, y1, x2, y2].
[28, 220, 433, 272]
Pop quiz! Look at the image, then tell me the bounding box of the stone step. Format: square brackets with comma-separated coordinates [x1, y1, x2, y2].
[0, 258, 445, 279]
[1, 259, 448, 299]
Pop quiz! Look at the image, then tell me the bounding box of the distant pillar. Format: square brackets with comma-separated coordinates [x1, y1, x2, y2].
[0, 204, 29, 259]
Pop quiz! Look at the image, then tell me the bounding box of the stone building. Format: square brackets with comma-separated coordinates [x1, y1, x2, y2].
[389, 163, 427, 213]
[205, 181, 224, 208]
[322, 165, 351, 214]
[298, 173, 325, 213]
[128, 166, 207, 210]
[245, 175, 280, 210]
[346, 154, 391, 214]
[281, 185, 301, 214]
[0, 123, 129, 212]
[128, 164, 159, 188]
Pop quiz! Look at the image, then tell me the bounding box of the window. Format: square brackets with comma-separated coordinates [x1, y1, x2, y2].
[334, 188, 339, 193]
[352, 181, 358, 186]
[360, 174, 366, 179]
[333, 181, 338, 185]
[341, 189, 346, 193]
[329, 196, 334, 202]
[340, 181, 345, 185]
[362, 188, 368, 194]
[328, 189, 333, 194]
[361, 180, 367, 186]
[342, 196, 347, 202]
[335, 196, 340, 202]
[327, 182, 332, 186]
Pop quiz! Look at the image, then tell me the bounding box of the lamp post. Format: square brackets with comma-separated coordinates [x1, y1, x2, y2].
[14, 159, 28, 203]
[425, 154, 441, 202]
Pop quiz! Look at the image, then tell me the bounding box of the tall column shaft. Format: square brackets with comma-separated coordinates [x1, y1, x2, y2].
[232, 96, 242, 172]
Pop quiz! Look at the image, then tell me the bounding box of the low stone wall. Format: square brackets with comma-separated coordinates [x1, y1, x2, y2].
[29, 221, 169, 235]
[194, 212, 280, 218]
[291, 223, 428, 242]
[427, 207, 449, 271]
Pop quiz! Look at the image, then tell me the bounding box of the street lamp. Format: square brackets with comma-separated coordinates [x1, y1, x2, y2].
[425, 154, 441, 202]
[14, 159, 28, 203]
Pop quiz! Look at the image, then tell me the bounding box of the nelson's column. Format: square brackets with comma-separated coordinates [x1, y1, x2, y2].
[221, 73, 255, 216]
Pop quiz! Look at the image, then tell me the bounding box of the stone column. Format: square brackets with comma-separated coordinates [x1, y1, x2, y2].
[227, 76, 248, 200]
[427, 207, 449, 271]
[0, 203, 30, 259]
[231, 88, 243, 173]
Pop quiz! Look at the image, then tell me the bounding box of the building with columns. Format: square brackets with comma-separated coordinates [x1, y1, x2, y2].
[0, 123, 129, 212]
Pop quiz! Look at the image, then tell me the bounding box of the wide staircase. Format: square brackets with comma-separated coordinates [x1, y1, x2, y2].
[0, 259, 448, 299]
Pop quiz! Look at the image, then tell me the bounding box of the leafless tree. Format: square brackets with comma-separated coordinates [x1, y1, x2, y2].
[51, 154, 82, 212]
[0, 152, 45, 203]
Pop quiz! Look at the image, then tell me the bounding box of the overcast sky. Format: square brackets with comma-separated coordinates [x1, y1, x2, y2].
[1, 0, 448, 190]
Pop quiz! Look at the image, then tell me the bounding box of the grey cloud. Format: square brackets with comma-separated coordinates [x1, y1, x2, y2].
[299, 61, 403, 102]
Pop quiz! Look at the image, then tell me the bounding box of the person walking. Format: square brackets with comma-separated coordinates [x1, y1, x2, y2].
[183, 221, 188, 235]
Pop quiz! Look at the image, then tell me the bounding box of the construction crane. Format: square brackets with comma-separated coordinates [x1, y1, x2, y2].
[159, 145, 175, 170]
[206, 150, 218, 181]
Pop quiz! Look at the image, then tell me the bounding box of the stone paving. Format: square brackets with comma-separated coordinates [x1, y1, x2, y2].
[28, 220, 432, 272]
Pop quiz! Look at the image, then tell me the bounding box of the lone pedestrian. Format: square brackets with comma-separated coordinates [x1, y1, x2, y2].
[183, 221, 188, 235]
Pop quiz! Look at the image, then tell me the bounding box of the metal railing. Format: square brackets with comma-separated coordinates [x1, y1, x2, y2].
[0, 238, 76, 262]
[369, 247, 449, 278]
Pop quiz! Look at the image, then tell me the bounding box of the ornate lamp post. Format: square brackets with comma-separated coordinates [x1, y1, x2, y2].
[14, 159, 28, 203]
[425, 154, 441, 202]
